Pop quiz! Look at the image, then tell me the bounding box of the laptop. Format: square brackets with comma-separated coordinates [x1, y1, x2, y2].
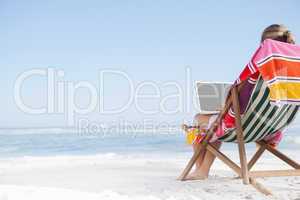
[196, 81, 232, 114]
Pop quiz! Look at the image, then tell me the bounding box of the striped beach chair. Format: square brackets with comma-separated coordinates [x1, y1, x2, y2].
[178, 39, 300, 195]
[219, 76, 299, 144]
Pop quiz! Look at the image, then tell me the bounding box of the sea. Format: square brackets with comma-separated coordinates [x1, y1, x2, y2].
[0, 126, 299, 158]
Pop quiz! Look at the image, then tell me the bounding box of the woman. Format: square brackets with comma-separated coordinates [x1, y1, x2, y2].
[185, 24, 296, 180]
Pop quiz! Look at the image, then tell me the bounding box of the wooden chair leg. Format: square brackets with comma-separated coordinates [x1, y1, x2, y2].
[248, 143, 266, 170]
[206, 144, 242, 176]
[178, 144, 206, 181]
[206, 143, 272, 195]
[257, 141, 300, 169]
[237, 142, 249, 185]
[249, 169, 300, 177]
[249, 178, 273, 195]
[232, 86, 250, 184]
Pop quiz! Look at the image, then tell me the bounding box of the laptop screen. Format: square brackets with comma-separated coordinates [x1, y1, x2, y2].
[196, 81, 232, 114]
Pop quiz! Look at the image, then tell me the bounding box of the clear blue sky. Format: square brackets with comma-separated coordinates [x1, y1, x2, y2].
[1, 0, 299, 128]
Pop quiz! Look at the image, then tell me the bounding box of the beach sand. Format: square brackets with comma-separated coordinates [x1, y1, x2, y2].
[0, 149, 299, 200]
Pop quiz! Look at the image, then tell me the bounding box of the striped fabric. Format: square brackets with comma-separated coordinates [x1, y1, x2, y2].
[218, 76, 299, 143]
[237, 39, 300, 104]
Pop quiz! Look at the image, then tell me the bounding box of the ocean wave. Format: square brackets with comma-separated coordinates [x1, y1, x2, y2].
[0, 128, 76, 135]
[0, 128, 182, 136]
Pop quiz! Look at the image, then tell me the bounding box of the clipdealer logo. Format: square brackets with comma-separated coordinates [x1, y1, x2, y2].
[13, 67, 223, 129]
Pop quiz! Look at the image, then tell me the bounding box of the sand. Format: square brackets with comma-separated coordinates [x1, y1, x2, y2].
[0, 150, 299, 200]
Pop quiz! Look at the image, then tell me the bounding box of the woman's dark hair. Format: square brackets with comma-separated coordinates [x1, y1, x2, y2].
[261, 24, 295, 44]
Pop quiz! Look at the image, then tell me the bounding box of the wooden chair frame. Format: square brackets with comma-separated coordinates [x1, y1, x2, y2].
[178, 84, 300, 195]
